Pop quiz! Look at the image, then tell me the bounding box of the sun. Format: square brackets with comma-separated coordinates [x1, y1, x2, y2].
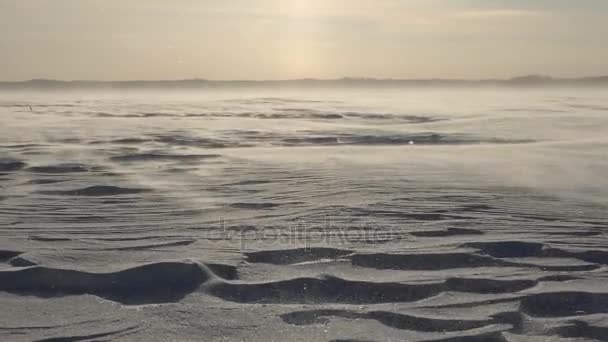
[284, 0, 320, 16]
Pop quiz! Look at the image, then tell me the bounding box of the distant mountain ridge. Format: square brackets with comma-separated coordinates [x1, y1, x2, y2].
[1, 75, 608, 89]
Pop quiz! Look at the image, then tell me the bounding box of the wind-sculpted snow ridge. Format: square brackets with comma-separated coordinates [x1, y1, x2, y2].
[109, 153, 221, 162]
[0, 249, 23, 261]
[208, 275, 550, 305]
[331, 330, 510, 342]
[245, 247, 354, 265]
[350, 252, 599, 271]
[89, 131, 535, 150]
[183, 110, 444, 124]
[243, 243, 605, 271]
[279, 133, 534, 147]
[0, 158, 26, 171]
[411, 228, 484, 237]
[38, 185, 152, 196]
[463, 240, 608, 264]
[520, 292, 608, 317]
[282, 309, 494, 331]
[0, 261, 218, 305]
[32, 325, 141, 342]
[26, 163, 102, 174]
[229, 202, 283, 210]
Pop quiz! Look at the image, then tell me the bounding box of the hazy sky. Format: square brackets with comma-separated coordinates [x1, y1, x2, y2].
[1, 0, 607, 81]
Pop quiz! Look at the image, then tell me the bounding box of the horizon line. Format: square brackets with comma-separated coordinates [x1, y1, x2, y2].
[2, 74, 608, 83]
[2, 75, 608, 89]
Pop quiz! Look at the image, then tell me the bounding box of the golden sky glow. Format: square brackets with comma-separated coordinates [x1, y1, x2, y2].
[1, 0, 607, 81]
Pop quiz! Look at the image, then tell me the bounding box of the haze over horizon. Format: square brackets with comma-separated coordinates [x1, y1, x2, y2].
[3, 74, 608, 84]
[1, 0, 607, 81]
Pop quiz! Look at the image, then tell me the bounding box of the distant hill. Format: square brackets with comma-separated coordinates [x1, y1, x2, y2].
[1, 75, 608, 90]
[507, 74, 555, 84]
